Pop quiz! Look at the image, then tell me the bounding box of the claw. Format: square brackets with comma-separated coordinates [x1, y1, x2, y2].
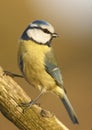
[18, 102, 31, 113]
[18, 100, 40, 113]
[3, 71, 23, 78]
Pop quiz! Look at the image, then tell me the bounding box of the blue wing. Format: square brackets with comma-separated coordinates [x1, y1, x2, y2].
[45, 49, 65, 90]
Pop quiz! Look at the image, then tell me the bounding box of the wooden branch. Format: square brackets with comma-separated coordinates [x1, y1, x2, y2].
[0, 66, 69, 130]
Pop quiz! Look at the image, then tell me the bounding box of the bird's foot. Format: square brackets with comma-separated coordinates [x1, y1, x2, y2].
[3, 70, 23, 78]
[18, 100, 40, 113]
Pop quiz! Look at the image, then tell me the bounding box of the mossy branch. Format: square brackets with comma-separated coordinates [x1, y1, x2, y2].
[0, 66, 69, 130]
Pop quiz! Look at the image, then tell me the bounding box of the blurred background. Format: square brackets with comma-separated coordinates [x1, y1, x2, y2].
[0, 0, 92, 130]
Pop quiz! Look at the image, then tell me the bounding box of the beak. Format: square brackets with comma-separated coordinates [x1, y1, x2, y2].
[52, 32, 59, 38]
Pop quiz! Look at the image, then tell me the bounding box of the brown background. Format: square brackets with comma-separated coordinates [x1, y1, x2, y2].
[0, 0, 92, 130]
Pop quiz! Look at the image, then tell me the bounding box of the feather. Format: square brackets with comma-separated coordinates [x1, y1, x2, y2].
[45, 49, 64, 89]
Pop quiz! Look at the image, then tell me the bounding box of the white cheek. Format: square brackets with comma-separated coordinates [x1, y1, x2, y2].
[27, 29, 51, 44]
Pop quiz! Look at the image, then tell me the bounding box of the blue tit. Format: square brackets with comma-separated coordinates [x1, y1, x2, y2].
[18, 20, 78, 124]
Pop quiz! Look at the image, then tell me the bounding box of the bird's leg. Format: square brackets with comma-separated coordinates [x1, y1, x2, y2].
[4, 70, 23, 78]
[19, 90, 44, 112]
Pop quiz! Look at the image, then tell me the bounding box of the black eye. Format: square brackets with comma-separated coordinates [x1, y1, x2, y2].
[43, 29, 50, 34]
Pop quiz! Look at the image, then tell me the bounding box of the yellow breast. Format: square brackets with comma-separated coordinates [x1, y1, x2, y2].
[18, 40, 55, 90]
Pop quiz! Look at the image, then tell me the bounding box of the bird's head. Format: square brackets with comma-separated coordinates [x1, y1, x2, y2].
[21, 20, 58, 46]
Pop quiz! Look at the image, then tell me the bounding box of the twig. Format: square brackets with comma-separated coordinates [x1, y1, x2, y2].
[0, 66, 69, 130]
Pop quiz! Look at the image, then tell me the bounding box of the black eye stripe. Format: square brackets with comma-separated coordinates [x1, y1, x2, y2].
[43, 28, 51, 34]
[30, 26, 52, 35]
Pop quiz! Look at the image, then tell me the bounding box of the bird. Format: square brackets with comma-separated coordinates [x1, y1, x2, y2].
[18, 20, 79, 124]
